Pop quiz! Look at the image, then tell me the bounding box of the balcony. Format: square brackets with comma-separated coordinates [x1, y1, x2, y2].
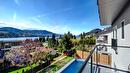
[78, 45, 130, 73]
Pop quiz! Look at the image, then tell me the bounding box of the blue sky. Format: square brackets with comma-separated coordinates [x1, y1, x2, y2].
[0, 0, 102, 35]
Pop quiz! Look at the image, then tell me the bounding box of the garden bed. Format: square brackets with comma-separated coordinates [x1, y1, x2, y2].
[37, 57, 73, 73]
[9, 63, 38, 73]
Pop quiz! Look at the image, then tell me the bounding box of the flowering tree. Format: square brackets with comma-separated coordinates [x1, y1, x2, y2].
[4, 40, 53, 67]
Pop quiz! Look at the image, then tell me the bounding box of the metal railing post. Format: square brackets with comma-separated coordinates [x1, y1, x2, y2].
[91, 56, 93, 73]
[95, 46, 98, 73]
[96, 47, 98, 65]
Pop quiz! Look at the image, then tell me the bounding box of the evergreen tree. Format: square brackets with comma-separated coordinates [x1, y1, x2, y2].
[48, 34, 57, 47]
[80, 33, 83, 39]
[67, 31, 73, 38]
[52, 34, 56, 47]
[59, 35, 62, 39]
[82, 32, 86, 38]
[73, 35, 76, 39]
[39, 37, 45, 42]
[46, 36, 49, 41]
[61, 34, 73, 50]
[42, 36, 45, 42]
[48, 38, 52, 48]
[55, 39, 59, 46]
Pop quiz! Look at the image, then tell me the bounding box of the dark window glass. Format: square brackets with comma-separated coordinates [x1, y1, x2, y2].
[113, 30, 114, 38]
[121, 21, 125, 39]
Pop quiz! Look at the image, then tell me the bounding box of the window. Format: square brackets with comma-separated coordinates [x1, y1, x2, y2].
[121, 21, 125, 39]
[113, 26, 117, 39]
[104, 35, 108, 43]
[113, 30, 114, 38]
[115, 29, 117, 39]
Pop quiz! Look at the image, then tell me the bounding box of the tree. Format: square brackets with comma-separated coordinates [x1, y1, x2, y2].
[46, 36, 49, 41]
[67, 31, 73, 39]
[59, 35, 62, 39]
[80, 33, 83, 39]
[0, 42, 4, 48]
[46, 54, 54, 61]
[52, 34, 56, 45]
[39, 37, 45, 42]
[48, 34, 57, 47]
[48, 38, 53, 48]
[52, 34, 55, 39]
[73, 35, 76, 39]
[52, 34, 56, 47]
[57, 39, 65, 53]
[57, 45, 65, 53]
[42, 37, 46, 42]
[55, 39, 59, 47]
[61, 34, 73, 50]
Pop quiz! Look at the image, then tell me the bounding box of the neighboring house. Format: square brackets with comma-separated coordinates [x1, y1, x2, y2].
[96, 27, 112, 46]
[98, 0, 130, 72]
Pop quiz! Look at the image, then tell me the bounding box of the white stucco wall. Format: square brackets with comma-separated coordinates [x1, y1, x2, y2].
[107, 3, 130, 72]
[97, 25, 130, 72]
[109, 23, 130, 72]
[97, 16, 130, 72]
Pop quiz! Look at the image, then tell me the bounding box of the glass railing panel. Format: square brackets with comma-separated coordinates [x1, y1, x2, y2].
[79, 47, 98, 73]
[81, 59, 91, 73]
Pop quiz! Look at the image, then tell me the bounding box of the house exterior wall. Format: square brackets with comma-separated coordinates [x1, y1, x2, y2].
[108, 3, 130, 71]
[108, 24, 130, 71]
[96, 3, 130, 71]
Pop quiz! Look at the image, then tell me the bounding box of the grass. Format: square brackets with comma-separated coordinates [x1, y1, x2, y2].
[9, 63, 38, 73]
[37, 57, 73, 73]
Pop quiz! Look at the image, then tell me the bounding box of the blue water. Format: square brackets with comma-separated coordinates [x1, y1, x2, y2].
[0, 37, 39, 42]
[61, 60, 84, 73]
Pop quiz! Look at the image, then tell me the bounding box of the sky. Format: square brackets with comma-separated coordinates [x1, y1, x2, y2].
[0, 0, 103, 35]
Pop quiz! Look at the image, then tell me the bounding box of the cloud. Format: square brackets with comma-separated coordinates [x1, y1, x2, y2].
[35, 8, 73, 18]
[34, 5, 85, 18]
[0, 19, 34, 29]
[0, 20, 5, 24]
[29, 17, 78, 34]
[30, 17, 43, 25]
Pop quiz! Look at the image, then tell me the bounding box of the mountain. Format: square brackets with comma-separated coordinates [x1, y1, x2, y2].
[76, 28, 102, 38]
[0, 27, 60, 38]
[0, 27, 23, 34]
[23, 30, 59, 37]
[86, 28, 102, 35]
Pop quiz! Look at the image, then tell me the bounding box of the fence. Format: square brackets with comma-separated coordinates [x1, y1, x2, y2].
[76, 50, 111, 66]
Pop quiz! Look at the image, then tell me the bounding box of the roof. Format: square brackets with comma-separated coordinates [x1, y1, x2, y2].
[97, 0, 128, 25]
[96, 27, 112, 36]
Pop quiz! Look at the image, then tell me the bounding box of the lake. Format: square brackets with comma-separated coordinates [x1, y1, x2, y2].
[0, 37, 39, 42]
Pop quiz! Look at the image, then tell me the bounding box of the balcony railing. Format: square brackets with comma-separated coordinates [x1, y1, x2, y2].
[78, 45, 130, 73]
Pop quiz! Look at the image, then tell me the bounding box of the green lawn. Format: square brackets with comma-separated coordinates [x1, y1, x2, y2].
[37, 57, 73, 73]
[9, 64, 38, 73]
